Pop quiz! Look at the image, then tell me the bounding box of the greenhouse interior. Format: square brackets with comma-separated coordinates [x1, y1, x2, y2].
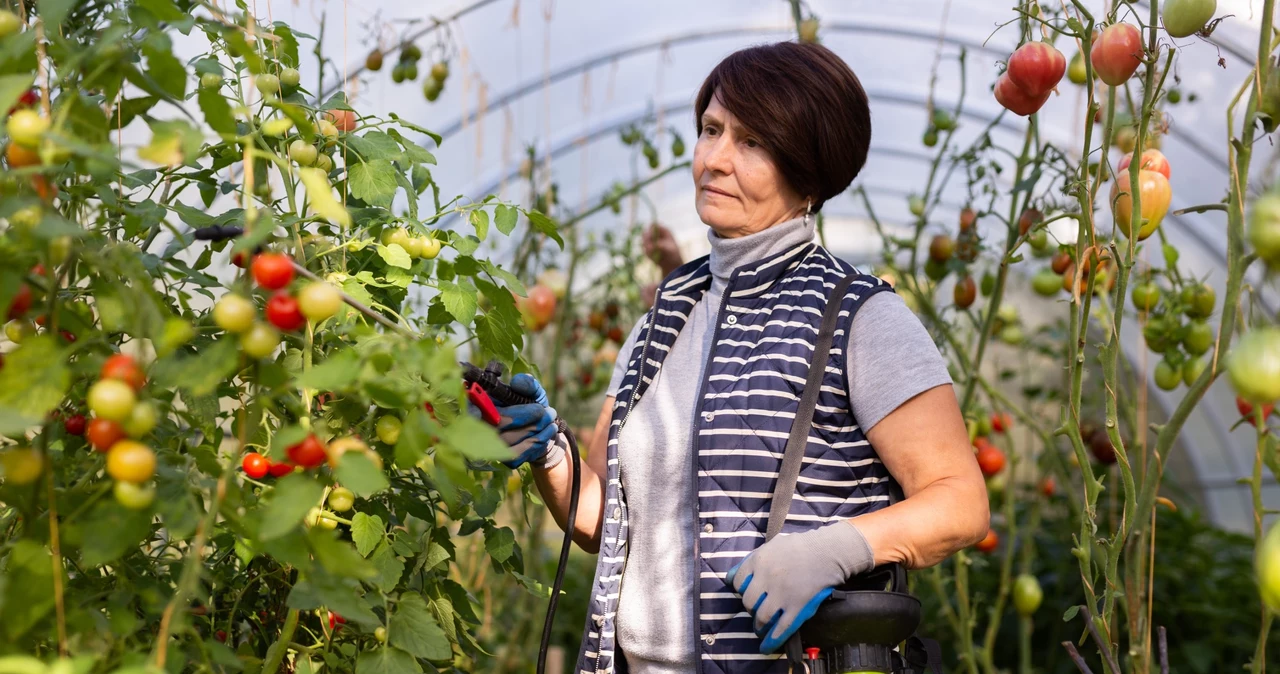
[4, 0, 1280, 672]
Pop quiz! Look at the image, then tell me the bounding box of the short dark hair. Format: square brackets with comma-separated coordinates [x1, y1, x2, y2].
[694, 41, 871, 213]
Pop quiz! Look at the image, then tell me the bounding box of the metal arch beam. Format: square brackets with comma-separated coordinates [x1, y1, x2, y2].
[426, 19, 1231, 176]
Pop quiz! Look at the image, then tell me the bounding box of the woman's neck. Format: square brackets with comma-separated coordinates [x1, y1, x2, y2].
[707, 215, 815, 281]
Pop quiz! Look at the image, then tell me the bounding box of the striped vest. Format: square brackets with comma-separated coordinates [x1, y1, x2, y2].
[576, 240, 897, 674]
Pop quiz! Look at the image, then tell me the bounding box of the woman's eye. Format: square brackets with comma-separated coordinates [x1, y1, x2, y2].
[745, 138, 759, 148]
[704, 126, 718, 137]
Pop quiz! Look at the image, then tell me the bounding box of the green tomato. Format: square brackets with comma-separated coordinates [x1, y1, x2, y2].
[255, 74, 280, 96]
[430, 61, 449, 82]
[289, 140, 318, 167]
[404, 236, 424, 258]
[4, 319, 34, 343]
[1250, 194, 1280, 267]
[998, 324, 1025, 345]
[1182, 321, 1214, 356]
[200, 73, 224, 90]
[1027, 230, 1049, 251]
[923, 258, 947, 282]
[261, 118, 294, 138]
[124, 401, 159, 437]
[1068, 51, 1088, 85]
[908, 195, 925, 217]
[314, 153, 334, 173]
[316, 120, 339, 147]
[422, 78, 442, 101]
[1185, 283, 1215, 319]
[1228, 327, 1280, 404]
[1143, 318, 1171, 354]
[1183, 355, 1207, 386]
[932, 109, 956, 132]
[280, 67, 301, 88]
[381, 227, 411, 249]
[240, 322, 281, 359]
[7, 109, 49, 148]
[418, 237, 442, 260]
[88, 379, 137, 422]
[0, 10, 21, 39]
[1257, 520, 1280, 612]
[1031, 268, 1062, 297]
[980, 271, 996, 297]
[2, 448, 43, 485]
[1154, 359, 1182, 391]
[1013, 574, 1044, 616]
[1131, 282, 1161, 312]
[402, 62, 418, 81]
[213, 294, 256, 333]
[1162, 0, 1217, 38]
[391, 63, 406, 84]
[298, 282, 342, 322]
[374, 626, 387, 643]
[114, 480, 155, 510]
[375, 415, 402, 445]
[328, 486, 355, 513]
[922, 127, 938, 148]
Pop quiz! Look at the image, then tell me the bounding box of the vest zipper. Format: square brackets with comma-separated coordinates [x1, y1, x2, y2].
[689, 277, 733, 674]
[596, 304, 657, 674]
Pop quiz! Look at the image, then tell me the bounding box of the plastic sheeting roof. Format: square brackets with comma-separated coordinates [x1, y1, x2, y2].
[262, 0, 1277, 530]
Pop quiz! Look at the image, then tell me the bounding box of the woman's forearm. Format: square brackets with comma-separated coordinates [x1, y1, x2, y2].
[851, 475, 990, 569]
[531, 443, 607, 553]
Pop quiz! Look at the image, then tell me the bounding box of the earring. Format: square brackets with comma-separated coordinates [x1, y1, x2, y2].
[804, 200, 813, 226]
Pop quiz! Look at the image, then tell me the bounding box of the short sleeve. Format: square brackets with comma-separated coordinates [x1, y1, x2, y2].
[845, 291, 954, 432]
[605, 317, 645, 398]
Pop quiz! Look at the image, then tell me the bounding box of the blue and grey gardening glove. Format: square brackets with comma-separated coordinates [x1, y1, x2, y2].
[483, 374, 566, 470]
[725, 521, 875, 654]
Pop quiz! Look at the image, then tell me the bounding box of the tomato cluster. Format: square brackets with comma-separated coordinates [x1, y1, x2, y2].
[213, 253, 345, 355]
[995, 41, 1064, 116]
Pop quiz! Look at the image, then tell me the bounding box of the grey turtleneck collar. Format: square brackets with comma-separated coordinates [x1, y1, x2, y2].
[707, 215, 815, 282]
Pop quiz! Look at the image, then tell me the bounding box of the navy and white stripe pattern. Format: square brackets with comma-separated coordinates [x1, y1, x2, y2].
[576, 241, 897, 674]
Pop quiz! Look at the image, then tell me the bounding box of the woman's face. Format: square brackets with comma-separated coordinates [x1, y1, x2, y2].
[693, 93, 807, 238]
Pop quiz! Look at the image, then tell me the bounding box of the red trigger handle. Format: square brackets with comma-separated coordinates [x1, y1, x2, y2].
[467, 382, 502, 426]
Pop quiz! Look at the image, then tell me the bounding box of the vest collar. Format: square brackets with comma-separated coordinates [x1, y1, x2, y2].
[658, 239, 817, 306]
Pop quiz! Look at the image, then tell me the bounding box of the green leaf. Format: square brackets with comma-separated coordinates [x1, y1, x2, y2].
[0, 408, 40, 437]
[79, 501, 152, 567]
[525, 209, 564, 248]
[389, 594, 452, 661]
[309, 529, 377, 580]
[198, 88, 236, 136]
[1062, 605, 1080, 622]
[393, 409, 437, 469]
[376, 244, 412, 270]
[0, 541, 55, 642]
[0, 74, 36, 127]
[153, 337, 239, 396]
[484, 526, 516, 563]
[511, 571, 552, 598]
[350, 513, 385, 557]
[349, 159, 399, 208]
[370, 542, 407, 592]
[141, 33, 186, 99]
[469, 209, 489, 240]
[494, 204, 518, 235]
[137, 0, 185, 21]
[387, 128, 436, 165]
[335, 452, 390, 498]
[439, 415, 512, 461]
[356, 647, 423, 674]
[139, 119, 202, 167]
[38, 0, 77, 27]
[346, 131, 404, 162]
[0, 336, 69, 421]
[170, 203, 216, 228]
[298, 168, 352, 228]
[297, 349, 361, 390]
[260, 474, 325, 540]
[437, 281, 478, 325]
[388, 113, 443, 145]
[417, 542, 451, 574]
[287, 572, 379, 625]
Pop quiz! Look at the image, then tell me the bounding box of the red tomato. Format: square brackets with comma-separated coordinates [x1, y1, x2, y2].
[1091, 23, 1144, 86]
[975, 529, 999, 553]
[1118, 149, 1171, 180]
[328, 611, 346, 631]
[215, 630, 227, 642]
[7, 284, 31, 320]
[1006, 41, 1066, 97]
[1040, 476, 1057, 498]
[251, 253, 295, 290]
[994, 73, 1051, 116]
[87, 418, 126, 452]
[265, 293, 306, 331]
[991, 412, 1013, 434]
[323, 109, 357, 133]
[1238, 396, 1276, 427]
[241, 452, 270, 479]
[525, 284, 557, 330]
[267, 461, 296, 477]
[232, 251, 249, 268]
[101, 353, 147, 391]
[63, 413, 86, 436]
[287, 434, 328, 469]
[976, 444, 1006, 477]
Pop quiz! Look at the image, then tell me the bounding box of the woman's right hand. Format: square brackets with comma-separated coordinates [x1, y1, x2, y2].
[490, 374, 563, 469]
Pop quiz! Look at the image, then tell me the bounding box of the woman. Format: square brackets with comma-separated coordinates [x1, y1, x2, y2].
[493, 41, 989, 674]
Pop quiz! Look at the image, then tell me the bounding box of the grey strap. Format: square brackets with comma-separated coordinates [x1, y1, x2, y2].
[765, 273, 860, 542]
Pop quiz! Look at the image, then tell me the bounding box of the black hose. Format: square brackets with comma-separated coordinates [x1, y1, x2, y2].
[538, 419, 581, 674]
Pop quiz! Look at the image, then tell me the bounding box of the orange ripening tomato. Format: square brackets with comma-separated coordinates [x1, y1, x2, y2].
[976, 444, 1006, 477]
[975, 529, 999, 553]
[1091, 23, 1144, 86]
[1118, 149, 1171, 180]
[5, 142, 39, 167]
[1112, 169, 1172, 241]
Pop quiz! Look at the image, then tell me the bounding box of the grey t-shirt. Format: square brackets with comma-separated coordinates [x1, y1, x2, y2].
[603, 217, 953, 673]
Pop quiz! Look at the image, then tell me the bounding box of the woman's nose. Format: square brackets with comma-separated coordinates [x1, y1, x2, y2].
[703, 136, 733, 175]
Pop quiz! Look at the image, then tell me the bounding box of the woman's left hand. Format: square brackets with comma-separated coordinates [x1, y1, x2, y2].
[725, 521, 875, 654]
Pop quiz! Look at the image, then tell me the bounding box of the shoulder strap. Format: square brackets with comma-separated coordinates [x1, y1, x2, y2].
[765, 272, 859, 541]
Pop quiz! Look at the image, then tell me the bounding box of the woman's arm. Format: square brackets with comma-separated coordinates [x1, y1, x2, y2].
[530, 396, 614, 553]
[852, 384, 990, 569]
